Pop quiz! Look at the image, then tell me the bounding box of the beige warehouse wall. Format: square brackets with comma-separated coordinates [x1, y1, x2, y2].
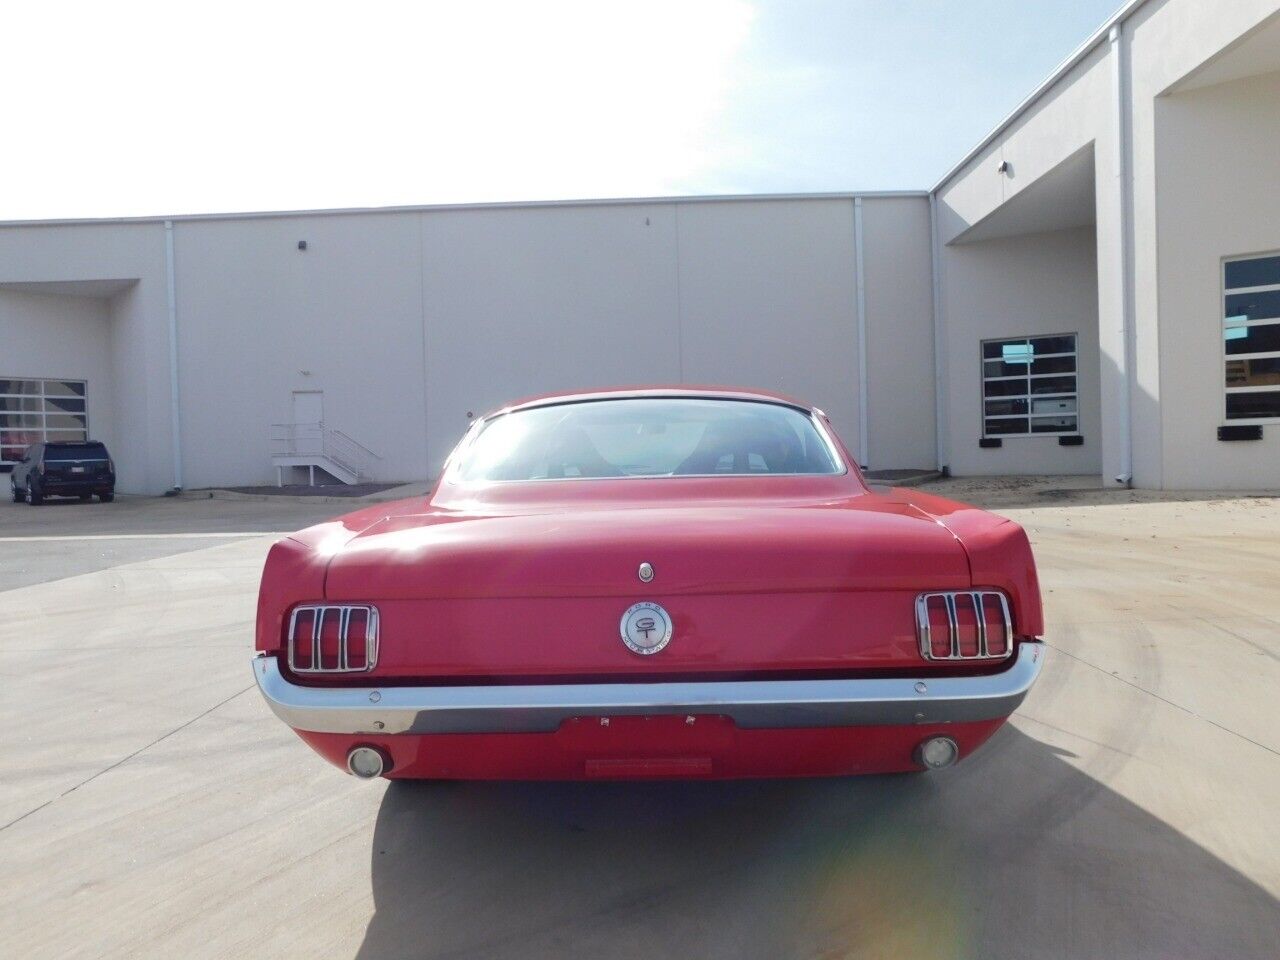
[860, 196, 937, 470]
[420, 202, 682, 467]
[1153, 69, 1280, 488]
[940, 226, 1102, 477]
[674, 199, 861, 453]
[173, 213, 428, 488]
[423, 197, 919, 471]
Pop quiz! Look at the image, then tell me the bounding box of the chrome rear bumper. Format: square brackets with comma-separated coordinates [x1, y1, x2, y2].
[253, 642, 1044, 736]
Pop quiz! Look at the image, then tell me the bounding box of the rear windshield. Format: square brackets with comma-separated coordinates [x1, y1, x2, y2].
[454, 398, 842, 482]
[44, 443, 108, 461]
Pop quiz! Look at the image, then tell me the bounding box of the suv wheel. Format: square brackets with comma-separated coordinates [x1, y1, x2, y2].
[26, 480, 42, 505]
[98, 492, 115, 503]
[9, 479, 21, 503]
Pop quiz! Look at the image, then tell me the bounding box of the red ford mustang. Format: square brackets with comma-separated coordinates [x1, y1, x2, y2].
[253, 387, 1044, 780]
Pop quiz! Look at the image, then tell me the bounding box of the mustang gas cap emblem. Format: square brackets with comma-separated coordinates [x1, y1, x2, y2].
[619, 601, 673, 655]
[638, 561, 654, 583]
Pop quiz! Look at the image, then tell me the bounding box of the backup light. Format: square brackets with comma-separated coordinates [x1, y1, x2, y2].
[917, 736, 959, 770]
[347, 746, 388, 779]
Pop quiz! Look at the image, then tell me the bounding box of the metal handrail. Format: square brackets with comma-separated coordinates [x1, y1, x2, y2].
[270, 422, 381, 483]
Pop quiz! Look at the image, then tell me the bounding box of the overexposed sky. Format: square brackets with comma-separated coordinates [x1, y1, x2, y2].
[0, 0, 1119, 220]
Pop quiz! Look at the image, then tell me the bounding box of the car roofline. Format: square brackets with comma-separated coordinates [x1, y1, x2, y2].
[489, 386, 821, 420]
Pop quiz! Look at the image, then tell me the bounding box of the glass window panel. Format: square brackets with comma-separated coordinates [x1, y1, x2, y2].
[1030, 375, 1077, 395]
[1225, 289, 1280, 323]
[1001, 343, 1034, 364]
[1226, 357, 1280, 388]
[983, 378, 1027, 398]
[1030, 416, 1077, 433]
[44, 413, 87, 431]
[0, 397, 40, 411]
[985, 417, 1029, 435]
[1225, 322, 1280, 355]
[45, 430, 88, 443]
[1031, 396, 1077, 415]
[985, 398, 1028, 416]
[982, 340, 1024, 360]
[42, 380, 86, 397]
[0, 379, 40, 395]
[1030, 335, 1076, 355]
[1226, 391, 1280, 420]
[1225, 255, 1280, 290]
[43, 396, 86, 413]
[984, 360, 1032, 378]
[0, 413, 41, 429]
[1030, 355, 1076, 375]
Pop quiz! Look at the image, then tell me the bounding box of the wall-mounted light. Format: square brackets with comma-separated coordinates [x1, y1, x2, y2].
[996, 160, 1011, 175]
[297, 240, 308, 250]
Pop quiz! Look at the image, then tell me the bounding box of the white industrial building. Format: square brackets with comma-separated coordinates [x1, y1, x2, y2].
[3, 0, 1279, 494]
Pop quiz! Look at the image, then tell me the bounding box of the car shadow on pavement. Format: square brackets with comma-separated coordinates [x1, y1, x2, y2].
[354, 726, 1278, 960]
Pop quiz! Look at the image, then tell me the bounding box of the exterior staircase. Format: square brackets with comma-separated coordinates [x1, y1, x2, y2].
[270, 422, 380, 486]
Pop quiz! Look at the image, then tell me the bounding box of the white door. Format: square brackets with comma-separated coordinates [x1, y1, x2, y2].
[291, 391, 324, 454]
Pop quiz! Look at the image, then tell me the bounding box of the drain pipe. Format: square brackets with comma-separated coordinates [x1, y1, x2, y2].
[853, 197, 869, 470]
[1110, 23, 1134, 486]
[928, 192, 948, 475]
[164, 220, 184, 491]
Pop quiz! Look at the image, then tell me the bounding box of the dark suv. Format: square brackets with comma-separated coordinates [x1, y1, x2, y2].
[10, 441, 116, 505]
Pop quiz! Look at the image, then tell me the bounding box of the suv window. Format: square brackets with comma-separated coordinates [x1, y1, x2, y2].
[43, 442, 108, 461]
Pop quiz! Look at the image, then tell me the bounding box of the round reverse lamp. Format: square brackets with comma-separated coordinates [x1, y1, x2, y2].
[917, 736, 959, 770]
[347, 746, 388, 779]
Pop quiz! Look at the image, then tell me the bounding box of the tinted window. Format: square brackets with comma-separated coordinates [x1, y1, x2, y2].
[1225, 255, 1280, 290]
[43, 442, 108, 461]
[455, 399, 842, 481]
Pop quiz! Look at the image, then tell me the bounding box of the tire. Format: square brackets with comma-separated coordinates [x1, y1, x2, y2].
[98, 492, 114, 503]
[27, 480, 42, 505]
[9, 480, 20, 503]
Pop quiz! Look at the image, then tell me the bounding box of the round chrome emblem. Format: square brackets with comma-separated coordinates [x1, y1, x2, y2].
[638, 562, 654, 583]
[619, 601, 673, 656]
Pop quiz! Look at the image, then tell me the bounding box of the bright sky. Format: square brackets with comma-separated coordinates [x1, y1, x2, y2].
[1, 0, 1120, 220]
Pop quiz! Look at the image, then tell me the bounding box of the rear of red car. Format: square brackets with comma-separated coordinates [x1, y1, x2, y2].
[252, 391, 1044, 780]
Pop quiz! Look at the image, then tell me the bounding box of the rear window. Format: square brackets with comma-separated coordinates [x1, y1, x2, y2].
[454, 398, 842, 482]
[43, 443, 108, 461]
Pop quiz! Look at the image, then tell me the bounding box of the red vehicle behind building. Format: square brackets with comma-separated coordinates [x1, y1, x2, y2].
[253, 388, 1044, 780]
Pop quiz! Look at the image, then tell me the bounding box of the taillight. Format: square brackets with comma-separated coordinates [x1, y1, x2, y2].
[915, 591, 1013, 661]
[286, 604, 379, 673]
[107, 458, 115, 473]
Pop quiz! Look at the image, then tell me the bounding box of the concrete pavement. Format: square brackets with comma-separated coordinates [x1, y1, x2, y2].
[0, 480, 1277, 959]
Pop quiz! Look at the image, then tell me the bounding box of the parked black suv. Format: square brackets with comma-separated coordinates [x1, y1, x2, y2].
[10, 441, 116, 505]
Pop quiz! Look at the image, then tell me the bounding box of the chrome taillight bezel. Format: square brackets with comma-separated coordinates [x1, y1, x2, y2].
[287, 604, 380, 674]
[915, 590, 1014, 662]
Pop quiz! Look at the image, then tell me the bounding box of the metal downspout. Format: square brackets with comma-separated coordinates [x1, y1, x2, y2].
[854, 197, 869, 469]
[164, 220, 183, 491]
[928, 192, 948, 474]
[1111, 23, 1135, 485]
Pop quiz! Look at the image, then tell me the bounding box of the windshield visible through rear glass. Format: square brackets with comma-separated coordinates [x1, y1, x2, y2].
[454, 398, 842, 481]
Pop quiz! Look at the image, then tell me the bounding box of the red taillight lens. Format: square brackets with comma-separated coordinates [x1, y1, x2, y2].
[954, 595, 980, 657]
[291, 607, 316, 669]
[345, 607, 370, 670]
[318, 609, 342, 669]
[925, 596, 952, 658]
[979, 595, 1009, 657]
